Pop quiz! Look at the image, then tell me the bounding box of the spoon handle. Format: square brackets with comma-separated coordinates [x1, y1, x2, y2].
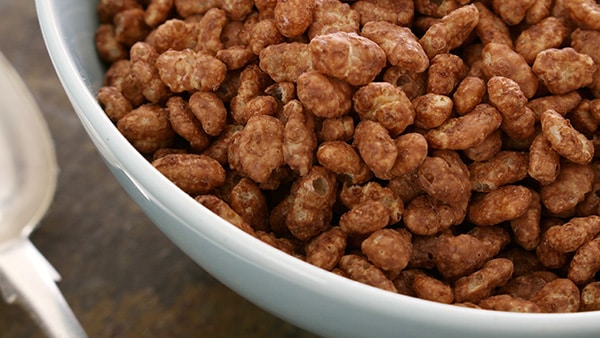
[0, 239, 87, 338]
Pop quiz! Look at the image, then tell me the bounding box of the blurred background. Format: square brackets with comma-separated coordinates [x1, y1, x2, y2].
[0, 2, 316, 337]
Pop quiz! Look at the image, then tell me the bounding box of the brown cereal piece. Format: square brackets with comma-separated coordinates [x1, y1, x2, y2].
[499, 247, 545, 278]
[307, 0, 360, 40]
[230, 64, 273, 121]
[113, 8, 151, 47]
[255, 0, 277, 18]
[528, 133, 560, 185]
[571, 29, 600, 96]
[97, 0, 141, 23]
[565, 0, 600, 31]
[393, 269, 427, 297]
[317, 141, 371, 184]
[419, 4, 479, 59]
[353, 82, 415, 137]
[156, 49, 227, 93]
[194, 194, 255, 235]
[462, 130, 502, 162]
[569, 235, 600, 285]
[525, 0, 552, 24]
[576, 161, 600, 216]
[387, 171, 423, 205]
[414, 0, 461, 18]
[233, 95, 279, 125]
[228, 115, 285, 185]
[453, 76, 486, 116]
[515, 17, 569, 65]
[531, 278, 581, 313]
[351, 0, 414, 27]
[305, 227, 347, 271]
[282, 100, 317, 177]
[317, 116, 354, 143]
[481, 43, 538, 99]
[503, 107, 537, 142]
[491, 0, 535, 26]
[297, 71, 353, 119]
[581, 281, 600, 311]
[188, 91, 227, 137]
[533, 48, 597, 95]
[361, 21, 428, 73]
[286, 166, 338, 240]
[468, 151, 529, 192]
[194, 8, 227, 55]
[174, 0, 218, 18]
[487, 76, 527, 121]
[152, 153, 225, 195]
[510, 189, 542, 251]
[338, 181, 404, 224]
[273, 0, 315, 38]
[473, 2, 513, 48]
[117, 103, 175, 154]
[264, 82, 296, 106]
[95, 24, 128, 62]
[390, 133, 428, 177]
[361, 228, 413, 276]
[353, 120, 397, 180]
[425, 103, 503, 150]
[536, 223, 570, 269]
[468, 226, 511, 261]
[259, 42, 313, 83]
[498, 271, 558, 301]
[546, 215, 600, 253]
[408, 233, 449, 270]
[339, 200, 390, 237]
[248, 19, 284, 55]
[413, 275, 454, 304]
[338, 254, 397, 293]
[309, 32, 386, 86]
[403, 194, 465, 236]
[541, 109, 594, 165]
[202, 124, 242, 165]
[382, 66, 427, 100]
[97, 86, 133, 122]
[144, 0, 173, 27]
[433, 234, 488, 280]
[417, 156, 470, 204]
[468, 185, 532, 227]
[454, 258, 514, 304]
[166, 96, 211, 151]
[103, 59, 146, 107]
[569, 100, 598, 137]
[412, 94, 453, 130]
[219, 0, 255, 21]
[221, 20, 245, 48]
[255, 231, 297, 256]
[144, 19, 198, 53]
[478, 295, 541, 313]
[229, 177, 269, 232]
[129, 42, 169, 104]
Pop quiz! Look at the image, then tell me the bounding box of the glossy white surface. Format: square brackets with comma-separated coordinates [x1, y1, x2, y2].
[36, 1, 600, 337]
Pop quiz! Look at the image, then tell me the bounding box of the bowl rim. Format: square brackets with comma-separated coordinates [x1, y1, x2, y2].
[35, 0, 600, 336]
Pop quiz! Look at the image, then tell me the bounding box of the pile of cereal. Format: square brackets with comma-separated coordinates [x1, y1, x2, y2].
[95, 0, 600, 312]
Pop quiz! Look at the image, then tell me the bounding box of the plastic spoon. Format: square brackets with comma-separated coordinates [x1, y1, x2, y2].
[0, 50, 87, 337]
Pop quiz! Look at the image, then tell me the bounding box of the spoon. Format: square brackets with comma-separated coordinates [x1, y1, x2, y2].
[0, 50, 87, 337]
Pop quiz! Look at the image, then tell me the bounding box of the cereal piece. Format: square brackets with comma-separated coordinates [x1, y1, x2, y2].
[166, 96, 211, 151]
[487, 76, 527, 121]
[230, 64, 272, 121]
[145, 0, 173, 27]
[403, 195, 464, 236]
[412, 94, 453, 129]
[117, 103, 175, 154]
[453, 76, 486, 116]
[499, 247, 545, 277]
[565, 0, 600, 31]
[338, 254, 397, 293]
[305, 227, 347, 271]
[478, 295, 541, 313]
[528, 133, 560, 185]
[382, 66, 427, 100]
[97, 0, 141, 23]
[361, 228, 413, 275]
[351, 0, 414, 26]
[144, 19, 198, 53]
[387, 171, 423, 205]
[536, 223, 570, 269]
[282, 100, 317, 176]
[571, 29, 600, 96]
[255, 0, 277, 18]
[248, 18, 284, 55]
[219, 0, 255, 21]
[259, 42, 313, 83]
[527, 92, 582, 120]
[569, 235, 600, 285]
[339, 200, 390, 237]
[216, 46, 256, 70]
[130, 42, 169, 104]
[491, 0, 535, 26]
[317, 141, 371, 184]
[194, 194, 255, 235]
[414, 0, 461, 18]
[194, 8, 227, 55]
[515, 17, 569, 65]
[569, 100, 598, 137]
[454, 258, 514, 304]
[361, 21, 428, 73]
[433, 234, 488, 280]
[533, 48, 597, 95]
[202, 124, 242, 165]
[545, 215, 600, 253]
[393, 269, 426, 297]
[353, 120, 397, 180]
[95, 24, 128, 62]
[425, 103, 503, 150]
[255, 231, 297, 256]
[390, 133, 428, 177]
[413, 275, 454, 304]
[541, 109, 594, 165]
[317, 116, 354, 142]
[419, 4, 479, 59]
[352, 82, 415, 137]
[286, 166, 338, 240]
[174, 0, 218, 17]
[468, 185, 532, 226]
[510, 189, 542, 251]
[156, 49, 227, 93]
[308, 0, 360, 39]
[469, 151, 529, 192]
[532, 279, 581, 313]
[473, 2, 513, 48]
[228, 115, 285, 185]
[417, 156, 470, 204]
[462, 130, 502, 162]
[481, 42, 538, 98]
[498, 271, 557, 300]
[188, 91, 227, 137]
[309, 32, 386, 86]
[264, 82, 296, 106]
[525, 0, 552, 24]
[581, 281, 600, 311]
[468, 226, 511, 261]
[230, 177, 269, 231]
[338, 182, 404, 224]
[408, 233, 448, 270]
[97, 86, 132, 122]
[103, 59, 146, 107]
[273, 0, 315, 38]
[153, 153, 225, 195]
[233, 95, 279, 126]
[114, 8, 150, 47]
[297, 71, 353, 119]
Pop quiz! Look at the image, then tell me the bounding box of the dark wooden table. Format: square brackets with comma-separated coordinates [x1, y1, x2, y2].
[0, 2, 317, 337]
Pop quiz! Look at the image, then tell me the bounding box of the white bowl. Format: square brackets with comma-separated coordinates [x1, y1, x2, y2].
[36, 1, 600, 337]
